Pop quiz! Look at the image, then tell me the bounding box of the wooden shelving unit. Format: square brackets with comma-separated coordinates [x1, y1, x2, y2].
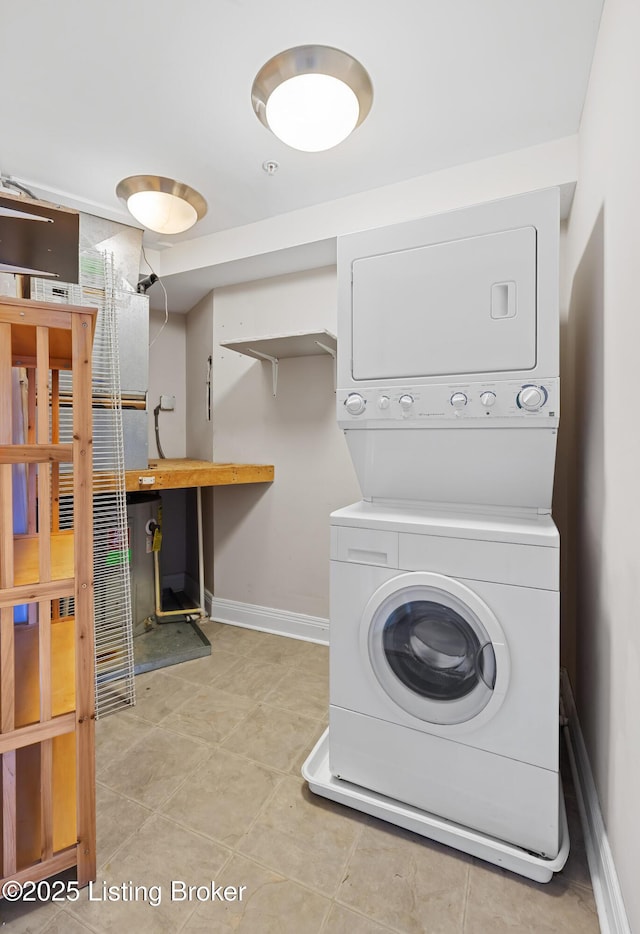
[0, 295, 97, 888]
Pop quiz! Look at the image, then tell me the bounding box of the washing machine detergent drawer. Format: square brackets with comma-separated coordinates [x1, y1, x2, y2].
[329, 706, 560, 858]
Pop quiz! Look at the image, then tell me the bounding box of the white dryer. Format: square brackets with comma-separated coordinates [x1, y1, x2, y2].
[328, 501, 561, 858]
[336, 188, 560, 510]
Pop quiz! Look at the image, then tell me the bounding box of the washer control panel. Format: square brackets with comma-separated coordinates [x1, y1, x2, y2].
[516, 384, 548, 411]
[450, 391, 468, 408]
[344, 392, 367, 415]
[338, 378, 558, 423]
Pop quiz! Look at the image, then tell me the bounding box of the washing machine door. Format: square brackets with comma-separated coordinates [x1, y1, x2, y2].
[363, 572, 510, 726]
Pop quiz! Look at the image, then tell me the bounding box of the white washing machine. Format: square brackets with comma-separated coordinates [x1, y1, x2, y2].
[336, 187, 560, 510]
[328, 501, 561, 858]
[302, 190, 568, 880]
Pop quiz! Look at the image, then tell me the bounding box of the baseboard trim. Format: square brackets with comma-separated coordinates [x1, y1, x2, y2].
[560, 670, 630, 934]
[203, 593, 329, 645]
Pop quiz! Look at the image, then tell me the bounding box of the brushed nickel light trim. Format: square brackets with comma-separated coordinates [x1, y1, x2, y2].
[116, 175, 207, 234]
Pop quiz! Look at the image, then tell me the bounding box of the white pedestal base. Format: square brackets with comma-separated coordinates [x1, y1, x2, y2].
[302, 728, 570, 884]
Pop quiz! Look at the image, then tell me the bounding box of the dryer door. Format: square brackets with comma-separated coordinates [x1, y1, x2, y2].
[362, 572, 510, 726]
[351, 226, 537, 380]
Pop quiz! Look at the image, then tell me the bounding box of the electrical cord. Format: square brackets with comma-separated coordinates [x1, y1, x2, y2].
[153, 402, 166, 459]
[141, 242, 169, 348]
[0, 176, 36, 198]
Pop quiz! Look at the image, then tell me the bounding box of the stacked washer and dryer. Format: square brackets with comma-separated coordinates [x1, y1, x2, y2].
[302, 188, 570, 881]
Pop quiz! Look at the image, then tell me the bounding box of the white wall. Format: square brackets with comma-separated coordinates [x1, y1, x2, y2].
[148, 308, 187, 459]
[159, 136, 578, 298]
[561, 0, 640, 927]
[185, 292, 214, 460]
[209, 266, 360, 619]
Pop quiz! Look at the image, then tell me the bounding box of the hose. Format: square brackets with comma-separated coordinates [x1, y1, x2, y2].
[153, 403, 166, 459]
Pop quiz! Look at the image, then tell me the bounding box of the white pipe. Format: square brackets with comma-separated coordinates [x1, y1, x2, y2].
[197, 486, 206, 616]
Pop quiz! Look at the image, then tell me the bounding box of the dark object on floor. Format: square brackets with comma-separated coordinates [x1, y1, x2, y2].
[134, 590, 211, 674]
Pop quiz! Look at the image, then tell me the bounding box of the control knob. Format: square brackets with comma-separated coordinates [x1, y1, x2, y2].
[480, 391, 496, 407]
[345, 393, 366, 416]
[378, 395, 391, 410]
[450, 392, 468, 408]
[398, 394, 414, 412]
[517, 385, 547, 411]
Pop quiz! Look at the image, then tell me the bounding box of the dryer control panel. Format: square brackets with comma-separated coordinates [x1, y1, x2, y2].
[338, 378, 559, 428]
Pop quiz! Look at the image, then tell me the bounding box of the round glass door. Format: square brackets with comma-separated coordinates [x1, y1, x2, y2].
[365, 575, 506, 726]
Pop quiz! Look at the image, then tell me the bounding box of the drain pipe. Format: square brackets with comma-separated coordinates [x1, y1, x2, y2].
[149, 520, 206, 621]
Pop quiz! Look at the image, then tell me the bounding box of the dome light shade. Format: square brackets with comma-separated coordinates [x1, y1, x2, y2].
[116, 175, 207, 234]
[252, 45, 373, 152]
[266, 74, 359, 152]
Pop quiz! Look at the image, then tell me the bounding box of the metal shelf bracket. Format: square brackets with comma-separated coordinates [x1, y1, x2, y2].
[250, 348, 280, 395]
[315, 340, 337, 391]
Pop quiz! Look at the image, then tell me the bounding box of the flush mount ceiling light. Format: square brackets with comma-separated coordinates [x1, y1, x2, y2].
[252, 45, 373, 152]
[116, 175, 207, 234]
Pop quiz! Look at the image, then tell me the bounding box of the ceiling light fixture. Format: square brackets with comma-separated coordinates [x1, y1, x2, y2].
[252, 45, 373, 152]
[116, 175, 207, 235]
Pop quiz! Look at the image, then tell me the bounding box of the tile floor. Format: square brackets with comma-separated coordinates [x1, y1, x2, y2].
[2, 622, 600, 933]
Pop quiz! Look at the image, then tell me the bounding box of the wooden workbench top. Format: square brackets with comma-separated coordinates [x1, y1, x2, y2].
[125, 459, 274, 492]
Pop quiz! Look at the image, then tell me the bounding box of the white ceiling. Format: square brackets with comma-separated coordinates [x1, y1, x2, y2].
[1, 0, 602, 250]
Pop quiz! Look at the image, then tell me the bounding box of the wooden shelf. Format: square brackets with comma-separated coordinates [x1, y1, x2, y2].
[125, 458, 274, 492]
[221, 329, 336, 395]
[14, 531, 75, 586]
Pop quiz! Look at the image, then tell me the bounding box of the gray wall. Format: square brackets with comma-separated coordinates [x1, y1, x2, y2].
[560, 0, 640, 927]
[208, 266, 360, 619]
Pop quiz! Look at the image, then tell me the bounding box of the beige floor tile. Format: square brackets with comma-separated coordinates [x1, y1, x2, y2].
[289, 641, 329, 677]
[95, 710, 154, 776]
[3, 631, 598, 933]
[322, 904, 396, 933]
[263, 667, 329, 721]
[206, 623, 260, 657]
[464, 859, 600, 933]
[209, 624, 330, 676]
[0, 896, 61, 933]
[165, 649, 243, 687]
[183, 854, 330, 933]
[211, 625, 310, 666]
[67, 814, 230, 934]
[560, 794, 592, 892]
[238, 775, 363, 897]
[162, 684, 257, 745]
[96, 782, 152, 868]
[99, 726, 210, 809]
[337, 823, 470, 934]
[290, 722, 328, 776]
[161, 747, 281, 847]
[211, 656, 289, 702]
[196, 619, 226, 640]
[222, 703, 321, 772]
[41, 910, 95, 933]
[238, 632, 327, 669]
[132, 670, 201, 723]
